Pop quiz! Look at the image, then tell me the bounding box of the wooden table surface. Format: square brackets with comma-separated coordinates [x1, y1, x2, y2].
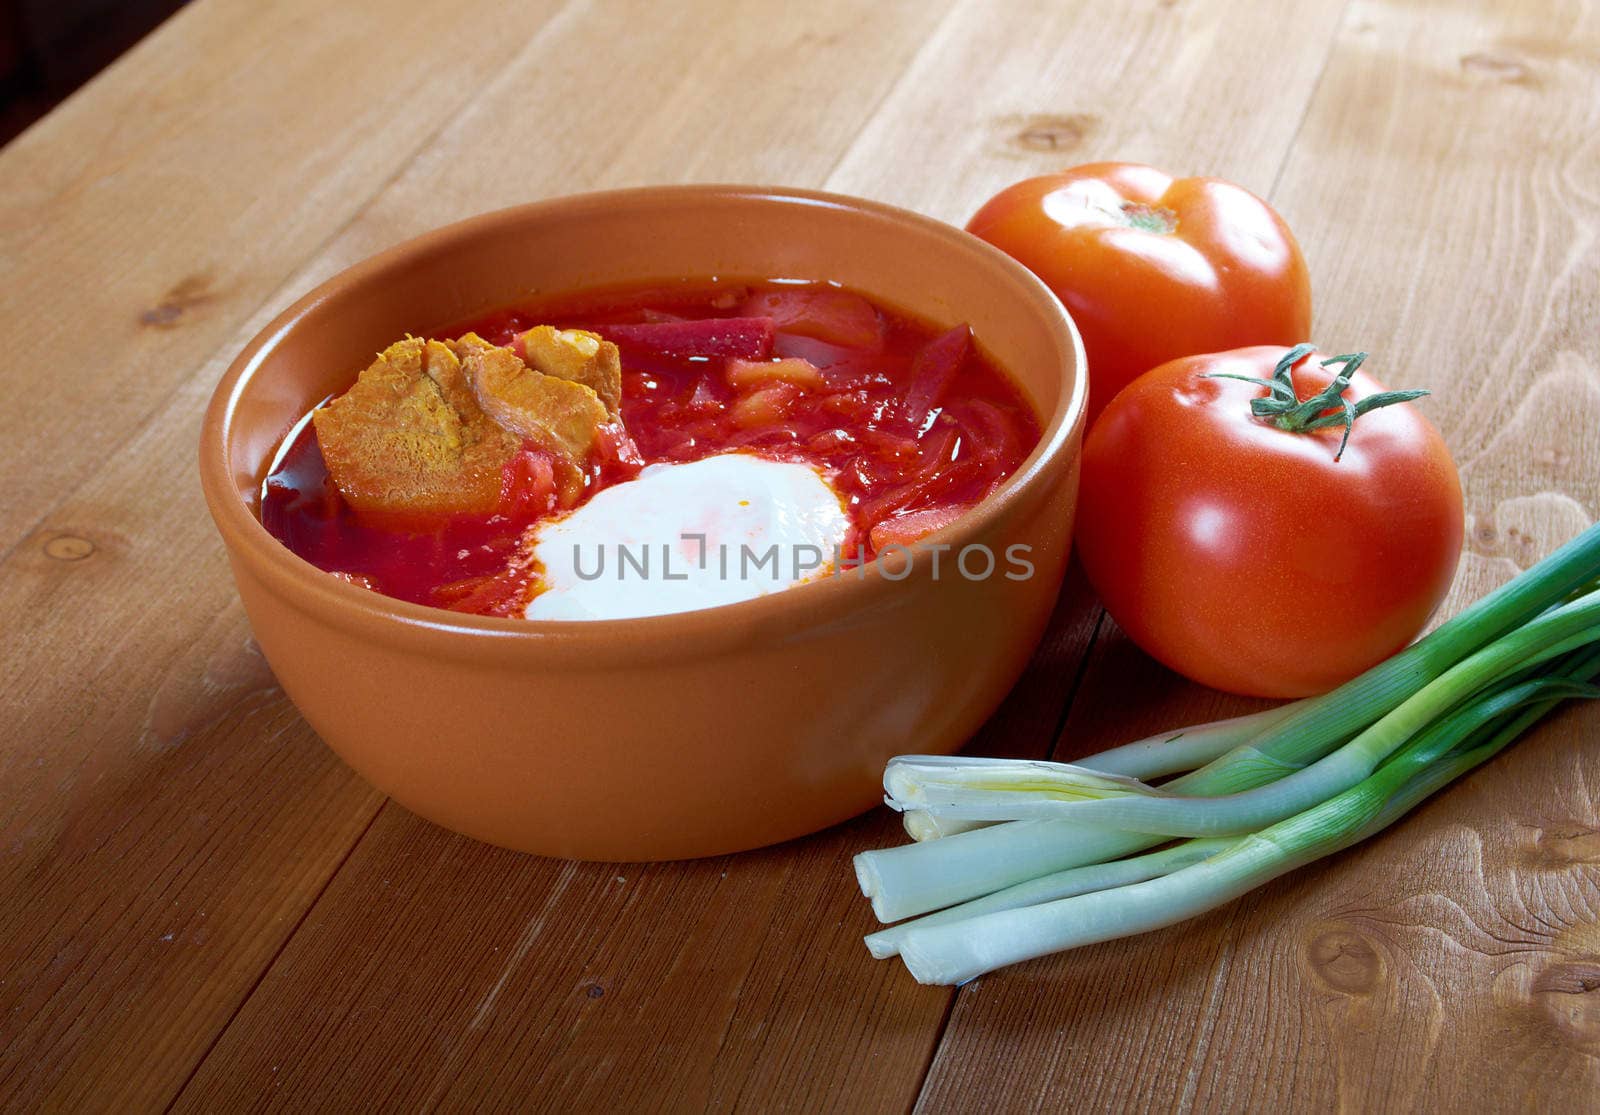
[3, 0, 1598, 1110]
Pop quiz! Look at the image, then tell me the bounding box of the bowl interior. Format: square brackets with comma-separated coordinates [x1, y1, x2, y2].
[218, 187, 1082, 526]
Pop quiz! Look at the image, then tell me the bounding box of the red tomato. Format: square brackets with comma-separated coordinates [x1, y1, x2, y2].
[1074, 345, 1464, 698]
[967, 162, 1312, 425]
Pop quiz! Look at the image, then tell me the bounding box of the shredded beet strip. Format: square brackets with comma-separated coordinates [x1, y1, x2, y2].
[602, 316, 776, 360]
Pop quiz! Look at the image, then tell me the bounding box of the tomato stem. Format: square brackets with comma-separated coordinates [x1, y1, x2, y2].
[1203, 344, 1430, 461]
[1118, 201, 1178, 234]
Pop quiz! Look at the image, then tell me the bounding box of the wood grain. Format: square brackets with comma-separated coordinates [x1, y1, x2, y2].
[0, 0, 580, 557]
[825, 0, 1348, 220]
[1, 0, 1596, 1110]
[916, 0, 1600, 1110]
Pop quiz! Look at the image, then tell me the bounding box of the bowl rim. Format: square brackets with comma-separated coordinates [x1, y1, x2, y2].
[199, 184, 1087, 664]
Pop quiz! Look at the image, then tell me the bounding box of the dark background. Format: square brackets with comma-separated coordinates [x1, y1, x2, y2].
[1, 0, 187, 144]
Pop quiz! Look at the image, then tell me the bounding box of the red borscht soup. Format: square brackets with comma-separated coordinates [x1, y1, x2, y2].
[261, 279, 1042, 618]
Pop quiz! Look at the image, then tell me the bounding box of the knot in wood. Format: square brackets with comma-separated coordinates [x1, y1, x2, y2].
[1305, 926, 1383, 995]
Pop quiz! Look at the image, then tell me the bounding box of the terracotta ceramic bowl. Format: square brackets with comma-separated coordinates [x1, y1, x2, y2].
[200, 185, 1086, 861]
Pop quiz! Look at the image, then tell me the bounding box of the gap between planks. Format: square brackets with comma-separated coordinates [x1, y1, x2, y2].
[159, 802, 392, 1115]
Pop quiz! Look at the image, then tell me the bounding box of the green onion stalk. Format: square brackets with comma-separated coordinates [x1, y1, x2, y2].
[864, 837, 1237, 959]
[1073, 700, 1308, 779]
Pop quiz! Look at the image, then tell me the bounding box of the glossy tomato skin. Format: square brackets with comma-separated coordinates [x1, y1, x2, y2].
[967, 163, 1312, 426]
[1075, 347, 1464, 698]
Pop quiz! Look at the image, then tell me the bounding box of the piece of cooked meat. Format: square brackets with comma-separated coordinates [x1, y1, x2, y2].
[516, 326, 623, 417]
[451, 333, 611, 461]
[311, 337, 519, 522]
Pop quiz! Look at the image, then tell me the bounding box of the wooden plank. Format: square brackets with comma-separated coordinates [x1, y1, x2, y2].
[916, 0, 1600, 1109]
[0, 399, 386, 1111]
[160, 0, 1353, 1108]
[0, 0, 572, 555]
[825, 0, 1352, 221]
[230, 0, 972, 303]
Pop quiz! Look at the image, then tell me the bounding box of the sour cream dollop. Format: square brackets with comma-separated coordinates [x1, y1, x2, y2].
[525, 453, 852, 621]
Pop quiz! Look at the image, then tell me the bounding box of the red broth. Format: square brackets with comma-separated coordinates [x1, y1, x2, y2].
[261, 279, 1043, 616]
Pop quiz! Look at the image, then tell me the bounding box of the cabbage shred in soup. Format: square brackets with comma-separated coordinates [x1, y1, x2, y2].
[261, 279, 1042, 619]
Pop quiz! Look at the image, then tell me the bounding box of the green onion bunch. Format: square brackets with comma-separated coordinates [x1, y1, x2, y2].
[854, 523, 1600, 985]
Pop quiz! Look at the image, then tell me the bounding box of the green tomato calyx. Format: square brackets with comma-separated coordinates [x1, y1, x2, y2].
[1203, 343, 1430, 462]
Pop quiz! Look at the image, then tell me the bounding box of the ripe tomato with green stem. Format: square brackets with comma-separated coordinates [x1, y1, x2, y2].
[966, 162, 1312, 426]
[1074, 344, 1464, 699]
